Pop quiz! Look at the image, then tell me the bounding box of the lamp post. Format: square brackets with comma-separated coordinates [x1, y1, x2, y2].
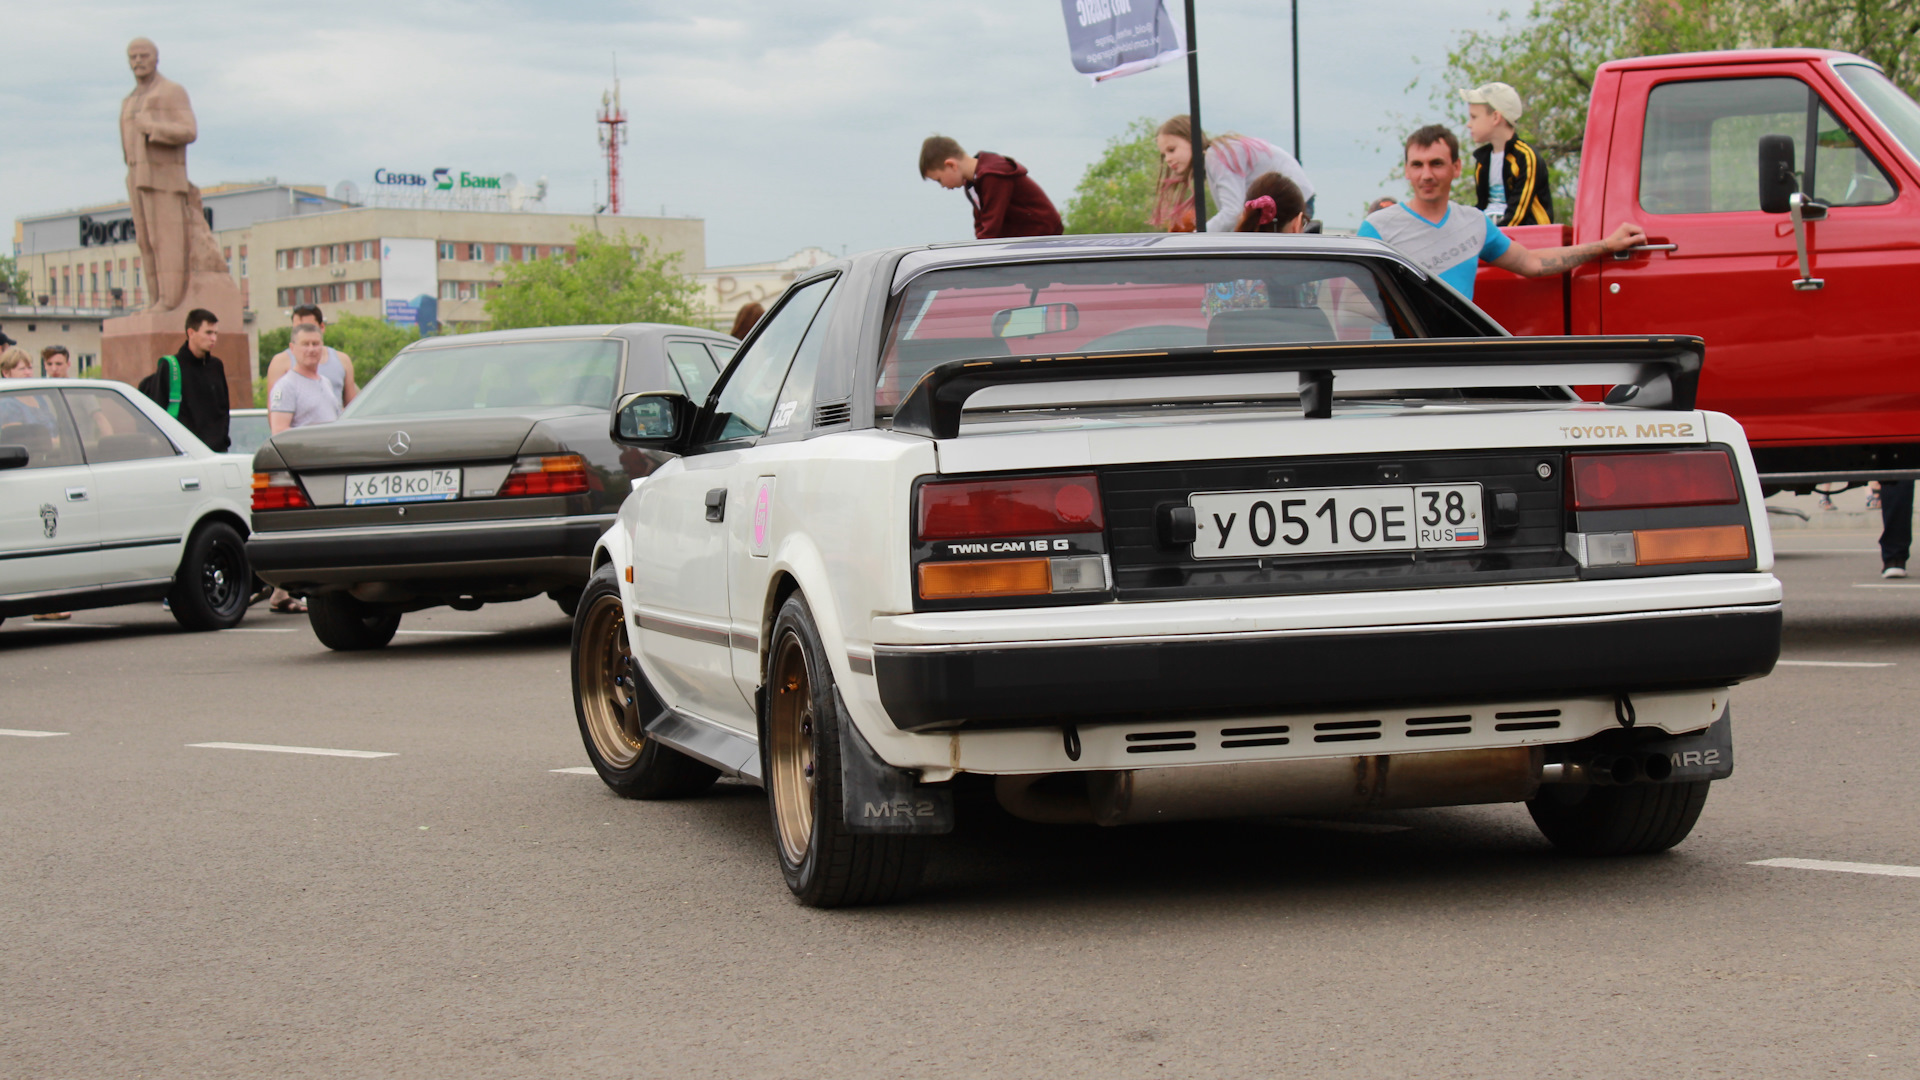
[1184, 0, 1207, 230]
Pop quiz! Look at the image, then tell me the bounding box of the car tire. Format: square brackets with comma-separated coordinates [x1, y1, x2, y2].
[306, 591, 402, 651]
[764, 594, 927, 908]
[1527, 780, 1711, 856]
[570, 564, 719, 799]
[167, 521, 251, 631]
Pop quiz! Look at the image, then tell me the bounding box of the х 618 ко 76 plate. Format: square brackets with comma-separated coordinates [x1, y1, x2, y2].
[1191, 483, 1483, 559]
[345, 468, 461, 506]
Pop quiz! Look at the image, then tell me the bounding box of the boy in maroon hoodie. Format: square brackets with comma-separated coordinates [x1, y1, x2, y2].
[920, 135, 1063, 239]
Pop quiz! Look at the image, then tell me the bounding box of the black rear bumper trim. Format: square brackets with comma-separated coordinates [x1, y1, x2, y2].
[873, 607, 1781, 732]
[247, 517, 605, 576]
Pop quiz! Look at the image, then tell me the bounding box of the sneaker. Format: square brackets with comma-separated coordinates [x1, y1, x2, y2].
[1867, 493, 1882, 510]
[1818, 494, 1835, 510]
[1884, 565, 1908, 579]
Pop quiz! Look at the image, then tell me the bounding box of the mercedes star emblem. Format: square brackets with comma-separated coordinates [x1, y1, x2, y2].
[388, 431, 411, 456]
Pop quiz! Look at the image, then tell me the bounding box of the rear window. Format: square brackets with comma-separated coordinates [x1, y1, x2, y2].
[346, 339, 623, 418]
[877, 257, 1403, 412]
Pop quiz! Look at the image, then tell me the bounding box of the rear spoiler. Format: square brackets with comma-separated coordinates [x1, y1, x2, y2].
[890, 335, 1704, 440]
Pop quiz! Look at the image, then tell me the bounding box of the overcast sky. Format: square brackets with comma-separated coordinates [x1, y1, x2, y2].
[3, 0, 1511, 268]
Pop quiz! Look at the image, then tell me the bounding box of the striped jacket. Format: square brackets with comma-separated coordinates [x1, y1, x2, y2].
[1472, 136, 1554, 226]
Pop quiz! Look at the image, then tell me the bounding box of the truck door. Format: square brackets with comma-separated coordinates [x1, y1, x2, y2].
[1602, 65, 1920, 447]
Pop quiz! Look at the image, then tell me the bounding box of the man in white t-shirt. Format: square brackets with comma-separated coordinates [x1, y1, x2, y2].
[268, 325, 343, 433]
[265, 303, 358, 409]
[263, 323, 341, 613]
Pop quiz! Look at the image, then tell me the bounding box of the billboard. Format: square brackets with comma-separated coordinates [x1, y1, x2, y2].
[380, 237, 438, 327]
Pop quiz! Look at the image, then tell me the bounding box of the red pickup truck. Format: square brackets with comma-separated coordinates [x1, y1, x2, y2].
[1474, 48, 1920, 489]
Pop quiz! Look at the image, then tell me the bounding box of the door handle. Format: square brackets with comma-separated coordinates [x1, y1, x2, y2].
[179, 477, 202, 491]
[65, 486, 88, 502]
[704, 487, 726, 523]
[1611, 243, 1678, 260]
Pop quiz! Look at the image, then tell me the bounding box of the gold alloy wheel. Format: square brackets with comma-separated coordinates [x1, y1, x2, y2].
[767, 631, 817, 866]
[578, 594, 645, 769]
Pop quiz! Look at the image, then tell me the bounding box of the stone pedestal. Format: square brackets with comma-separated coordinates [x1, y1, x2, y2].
[101, 271, 250, 408]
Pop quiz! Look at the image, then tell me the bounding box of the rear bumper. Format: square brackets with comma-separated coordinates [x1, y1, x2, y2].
[872, 603, 1781, 732]
[247, 514, 609, 588]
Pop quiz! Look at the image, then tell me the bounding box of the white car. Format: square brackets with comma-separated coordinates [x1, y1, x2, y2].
[572, 235, 1782, 906]
[0, 377, 255, 629]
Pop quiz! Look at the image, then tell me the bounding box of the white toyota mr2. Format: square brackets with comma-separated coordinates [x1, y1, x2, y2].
[570, 235, 1781, 906]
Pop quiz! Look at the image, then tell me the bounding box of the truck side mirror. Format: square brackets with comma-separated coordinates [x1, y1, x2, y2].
[1758, 134, 1798, 214]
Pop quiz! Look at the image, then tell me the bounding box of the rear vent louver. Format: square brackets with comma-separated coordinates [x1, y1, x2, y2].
[813, 400, 852, 427]
[1125, 730, 1197, 753]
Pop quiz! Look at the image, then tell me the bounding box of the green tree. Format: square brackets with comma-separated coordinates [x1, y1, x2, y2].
[1434, 0, 1920, 218]
[1063, 117, 1163, 234]
[485, 229, 700, 330]
[0, 254, 31, 303]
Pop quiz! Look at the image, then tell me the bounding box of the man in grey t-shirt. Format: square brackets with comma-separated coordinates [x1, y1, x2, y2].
[269, 324, 343, 433]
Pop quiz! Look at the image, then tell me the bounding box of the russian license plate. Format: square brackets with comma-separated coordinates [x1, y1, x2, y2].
[1190, 483, 1484, 559]
[345, 468, 461, 506]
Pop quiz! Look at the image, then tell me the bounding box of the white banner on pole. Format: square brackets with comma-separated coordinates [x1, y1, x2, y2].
[379, 238, 438, 326]
[1060, 0, 1185, 83]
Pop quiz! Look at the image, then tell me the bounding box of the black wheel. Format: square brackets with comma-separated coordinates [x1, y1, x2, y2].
[550, 586, 583, 618]
[570, 564, 718, 798]
[1528, 781, 1711, 856]
[306, 591, 402, 651]
[764, 594, 926, 907]
[168, 521, 251, 631]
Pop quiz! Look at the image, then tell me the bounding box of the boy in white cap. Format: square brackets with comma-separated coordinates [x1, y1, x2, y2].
[1460, 82, 1553, 226]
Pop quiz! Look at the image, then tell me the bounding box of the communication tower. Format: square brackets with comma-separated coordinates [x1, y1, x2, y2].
[597, 60, 628, 215]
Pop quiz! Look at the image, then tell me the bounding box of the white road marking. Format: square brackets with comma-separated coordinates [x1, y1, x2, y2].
[551, 766, 598, 775]
[189, 742, 396, 759]
[1854, 583, 1920, 589]
[1776, 660, 1895, 668]
[394, 629, 501, 636]
[0, 729, 69, 738]
[1752, 857, 1920, 879]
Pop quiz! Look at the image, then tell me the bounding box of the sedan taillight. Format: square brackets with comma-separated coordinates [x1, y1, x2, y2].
[252, 471, 310, 511]
[497, 454, 589, 497]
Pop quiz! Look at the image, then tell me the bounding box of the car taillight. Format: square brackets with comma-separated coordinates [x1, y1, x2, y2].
[917, 474, 1104, 540]
[1568, 451, 1738, 510]
[1566, 525, 1751, 568]
[497, 454, 589, 497]
[251, 471, 310, 511]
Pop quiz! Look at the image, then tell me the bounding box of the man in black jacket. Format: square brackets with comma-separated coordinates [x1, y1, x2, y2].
[142, 307, 230, 451]
[1460, 82, 1554, 227]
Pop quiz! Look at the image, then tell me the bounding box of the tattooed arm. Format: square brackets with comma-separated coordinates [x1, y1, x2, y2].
[1490, 222, 1648, 278]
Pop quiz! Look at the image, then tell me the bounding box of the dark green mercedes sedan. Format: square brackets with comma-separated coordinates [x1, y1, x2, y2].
[247, 322, 737, 650]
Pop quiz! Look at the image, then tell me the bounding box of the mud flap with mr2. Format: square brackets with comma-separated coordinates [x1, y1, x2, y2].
[834, 689, 954, 835]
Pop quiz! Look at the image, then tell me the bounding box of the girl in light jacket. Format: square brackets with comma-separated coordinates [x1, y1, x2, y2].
[1150, 116, 1315, 233]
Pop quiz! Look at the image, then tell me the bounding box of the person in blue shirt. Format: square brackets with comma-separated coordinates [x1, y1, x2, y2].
[1360, 124, 1644, 301]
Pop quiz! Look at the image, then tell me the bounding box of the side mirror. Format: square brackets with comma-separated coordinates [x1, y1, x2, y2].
[611, 391, 692, 449]
[1758, 134, 1798, 214]
[991, 302, 1079, 338]
[0, 445, 27, 471]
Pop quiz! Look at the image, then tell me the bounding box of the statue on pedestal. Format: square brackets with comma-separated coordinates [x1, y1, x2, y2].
[101, 38, 251, 407]
[120, 37, 227, 312]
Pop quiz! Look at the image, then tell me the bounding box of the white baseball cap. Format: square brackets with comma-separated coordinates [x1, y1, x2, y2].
[1459, 82, 1524, 123]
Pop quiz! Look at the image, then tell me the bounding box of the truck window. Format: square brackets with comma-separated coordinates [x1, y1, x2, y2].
[1641, 76, 1896, 214]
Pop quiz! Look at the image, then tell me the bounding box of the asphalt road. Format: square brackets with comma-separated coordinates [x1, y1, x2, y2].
[3, 533, 1916, 1079]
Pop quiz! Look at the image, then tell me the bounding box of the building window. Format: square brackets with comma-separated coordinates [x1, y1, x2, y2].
[548, 246, 564, 259]
[439, 281, 457, 300]
[439, 242, 456, 260]
[466, 243, 483, 261]
[276, 250, 287, 271]
[359, 241, 371, 261]
[329, 244, 341, 263]
[309, 247, 320, 266]
[494, 243, 510, 262]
